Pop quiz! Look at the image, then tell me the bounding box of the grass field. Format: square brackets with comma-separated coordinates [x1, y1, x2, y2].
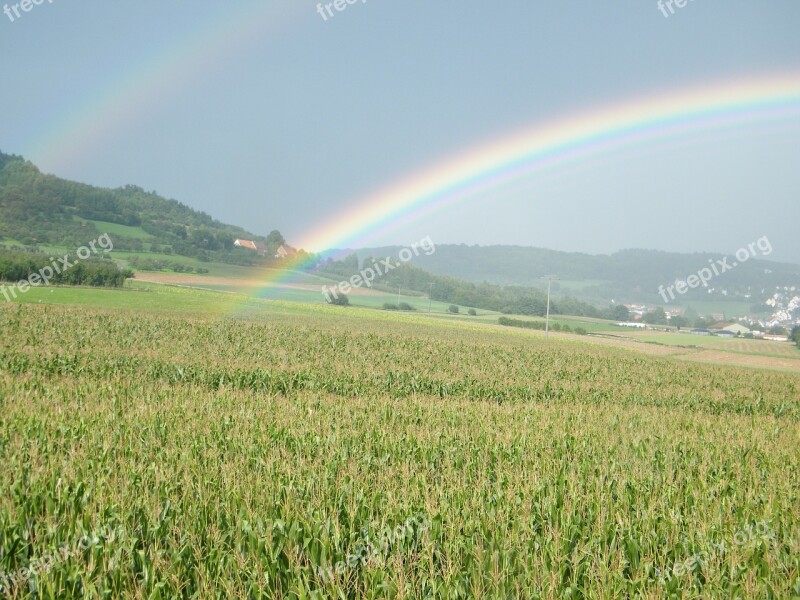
[623, 331, 799, 358]
[129, 270, 625, 335]
[81, 218, 154, 241]
[625, 333, 730, 347]
[7, 277, 799, 367]
[676, 301, 759, 319]
[0, 284, 799, 598]
[705, 338, 800, 358]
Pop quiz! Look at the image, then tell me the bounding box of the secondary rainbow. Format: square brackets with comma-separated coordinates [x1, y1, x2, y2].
[25, 3, 304, 173]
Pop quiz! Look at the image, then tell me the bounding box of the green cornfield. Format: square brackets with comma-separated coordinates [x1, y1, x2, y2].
[1, 302, 798, 598]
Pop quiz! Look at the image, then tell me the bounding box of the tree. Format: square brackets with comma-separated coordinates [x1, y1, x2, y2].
[448, 305, 459, 314]
[644, 307, 667, 325]
[189, 227, 220, 251]
[266, 230, 286, 247]
[791, 326, 800, 348]
[609, 304, 630, 321]
[216, 233, 235, 251]
[670, 315, 688, 329]
[265, 230, 286, 254]
[683, 306, 699, 325]
[694, 317, 712, 330]
[468, 308, 477, 316]
[341, 254, 359, 270]
[327, 293, 349, 306]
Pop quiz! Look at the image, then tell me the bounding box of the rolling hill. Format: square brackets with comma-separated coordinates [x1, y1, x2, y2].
[346, 244, 800, 307]
[0, 151, 285, 266]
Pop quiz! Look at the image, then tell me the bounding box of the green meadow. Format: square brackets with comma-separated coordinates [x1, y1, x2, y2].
[80, 218, 153, 241]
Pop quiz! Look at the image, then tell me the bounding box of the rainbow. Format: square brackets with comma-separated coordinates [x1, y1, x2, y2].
[255, 73, 800, 299]
[26, 3, 305, 173]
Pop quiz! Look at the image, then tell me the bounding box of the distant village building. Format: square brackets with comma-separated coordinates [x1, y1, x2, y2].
[708, 322, 751, 336]
[234, 239, 257, 250]
[234, 239, 267, 256]
[764, 334, 790, 342]
[624, 304, 647, 318]
[722, 323, 750, 335]
[275, 245, 297, 259]
[713, 330, 736, 338]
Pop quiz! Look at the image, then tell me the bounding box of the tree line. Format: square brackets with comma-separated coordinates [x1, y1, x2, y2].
[0, 250, 132, 288]
[498, 316, 587, 335]
[316, 253, 627, 319]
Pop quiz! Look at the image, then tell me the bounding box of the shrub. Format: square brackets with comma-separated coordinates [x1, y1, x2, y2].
[498, 317, 546, 330]
[0, 250, 129, 288]
[398, 302, 415, 311]
[448, 305, 459, 314]
[328, 294, 350, 306]
[574, 327, 588, 335]
[383, 303, 399, 311]
[468, 309, 477, 316]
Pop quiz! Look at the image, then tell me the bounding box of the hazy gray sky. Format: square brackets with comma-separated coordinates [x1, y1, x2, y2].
[1, 1, 799, 261]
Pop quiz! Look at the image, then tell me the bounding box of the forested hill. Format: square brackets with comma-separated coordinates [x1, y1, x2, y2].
[348, 244, 800, 305]
[0, 151, 285, 264]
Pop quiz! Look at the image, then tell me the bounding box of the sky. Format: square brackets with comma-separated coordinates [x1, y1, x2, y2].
[1, 1, 799, 262]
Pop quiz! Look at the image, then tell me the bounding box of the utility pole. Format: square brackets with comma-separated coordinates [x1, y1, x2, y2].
[542, 275, 559, 338]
